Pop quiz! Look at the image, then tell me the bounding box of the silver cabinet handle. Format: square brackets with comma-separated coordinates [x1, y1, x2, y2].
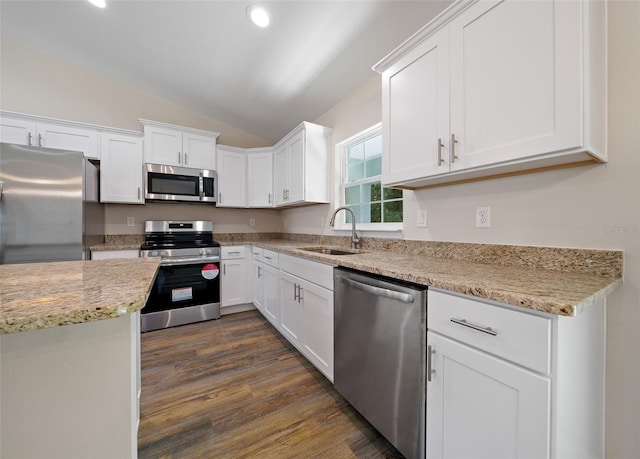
[178, 152, 182, 164]
[184, 153, 188, 165]
[223, 263, 226, 275]
[342, 277, 415, 304]
[264, 255, 272, 260]
[227, 251, 241, 255]
[298, 286, 303, 302]
[28, 132, 32, 146]
[38, 133, 43, 147]
[137, 186, 141, 200]
[257, 266, 262, 278]
[293, 283, 298, 301]
[218, 192, 222, 203]
[450, 318, 498, 336]
[268, 193, 271, 204]
[427, 345, 435, 382]
[437, 137, 444, 166]
[450, 133, 458, 163]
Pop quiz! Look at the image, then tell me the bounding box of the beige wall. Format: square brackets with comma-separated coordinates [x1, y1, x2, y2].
[0, 38, 269, 148]
[0, 38, 280, 234]
[105, 203, 282, 235]
[285, 2, 640, 457]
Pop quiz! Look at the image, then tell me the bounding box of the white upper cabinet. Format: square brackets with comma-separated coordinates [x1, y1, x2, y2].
[216, 145, 247, 207]
[273, 122, 332, 207]
[374, 0, 606, 188]
[0, 115, 37, 145]
[100, 132, 144, 204]
[0, 112, 99, 159]
[140, 119, 219, 170]
[247, 147, 274, 207]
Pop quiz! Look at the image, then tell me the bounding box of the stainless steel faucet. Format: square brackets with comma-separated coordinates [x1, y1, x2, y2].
[329, 206, 360, 249]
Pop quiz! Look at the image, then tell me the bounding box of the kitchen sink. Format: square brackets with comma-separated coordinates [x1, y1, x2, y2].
[299, 246, 362, 256]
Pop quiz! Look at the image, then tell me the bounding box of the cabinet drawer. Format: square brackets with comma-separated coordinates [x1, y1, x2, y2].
[428, 290, 551, 375]
[222, 246, 245, 259]
[252, 246, 264, 261]
[262, 249, 279, 268]
[279, 253, 334, 291]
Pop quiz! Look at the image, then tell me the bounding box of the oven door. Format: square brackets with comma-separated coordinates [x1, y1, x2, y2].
[144, 258, 221, 314]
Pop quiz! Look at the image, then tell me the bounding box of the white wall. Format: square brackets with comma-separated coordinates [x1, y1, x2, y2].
[285, 2, 640, 457]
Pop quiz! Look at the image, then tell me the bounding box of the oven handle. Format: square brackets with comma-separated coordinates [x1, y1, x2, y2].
[161, 256, 221, 267]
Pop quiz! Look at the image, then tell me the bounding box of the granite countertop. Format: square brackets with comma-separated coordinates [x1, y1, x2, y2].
[243, 239, 622, 317]
[92, 233, 623, 317]
[0, 258, 160, 334]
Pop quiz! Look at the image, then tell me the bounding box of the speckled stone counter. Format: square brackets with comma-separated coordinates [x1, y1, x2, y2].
[90, 234, 144, 251]
[220, 235, 623, 317]
[93, 232, 622, 317]
[0, 257, 160, 334]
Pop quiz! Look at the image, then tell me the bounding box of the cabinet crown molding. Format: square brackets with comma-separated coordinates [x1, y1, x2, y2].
[372, 0, 476, 74]
[138, 118, 220, 138]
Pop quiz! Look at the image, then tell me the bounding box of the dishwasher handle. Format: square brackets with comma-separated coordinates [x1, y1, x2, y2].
[342, 277, 415, 304]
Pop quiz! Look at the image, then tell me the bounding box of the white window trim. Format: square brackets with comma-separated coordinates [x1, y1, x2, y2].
[333, 122, 403, 233]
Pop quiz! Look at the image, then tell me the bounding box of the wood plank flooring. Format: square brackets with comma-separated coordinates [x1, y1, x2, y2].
[138, 310, 403, 458]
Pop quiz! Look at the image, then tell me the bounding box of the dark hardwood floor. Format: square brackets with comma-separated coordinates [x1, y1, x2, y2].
[138, 310, 403, 458]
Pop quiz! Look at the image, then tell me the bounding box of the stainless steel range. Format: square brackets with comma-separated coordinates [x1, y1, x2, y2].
[139, 220, 221, 332]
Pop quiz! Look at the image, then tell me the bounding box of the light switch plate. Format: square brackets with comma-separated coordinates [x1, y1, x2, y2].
[126, 217, 135, 227]
[416, 209, 427, 228]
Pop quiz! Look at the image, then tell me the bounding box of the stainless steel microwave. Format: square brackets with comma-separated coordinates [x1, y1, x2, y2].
[145, 163, 217, 203]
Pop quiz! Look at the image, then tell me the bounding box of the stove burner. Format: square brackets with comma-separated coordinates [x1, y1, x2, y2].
[140, 220, 219, 251]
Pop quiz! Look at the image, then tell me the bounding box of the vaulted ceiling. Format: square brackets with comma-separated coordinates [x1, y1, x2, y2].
[0, 0, 452, 142]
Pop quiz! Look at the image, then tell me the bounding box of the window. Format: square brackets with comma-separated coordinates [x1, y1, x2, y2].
[337, 123, 402, 229]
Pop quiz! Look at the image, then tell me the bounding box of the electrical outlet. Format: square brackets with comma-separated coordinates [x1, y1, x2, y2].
[126, 217, 135, 227]
[475, 207, 491, 228]
[249, 218, 256, 227]
[416, 209, 427, 228]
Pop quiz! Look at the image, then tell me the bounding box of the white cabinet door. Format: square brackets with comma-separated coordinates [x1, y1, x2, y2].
[427, 332, 550, 459]
[382, 26, 449, 185]
[278, 271, 305, 348]
[262, 263, 279, 327]
[449, 0, 582, 171]
[302, 280, 333, 381]
[285, 130, 305, 204]
[216, 147, 247, 207]
[247, 149, 274, 207]
[183, 132, 215, 169]
[91, 250, 140, 260]
[36, 122, 99, 159]
[273, 143, 288, 206]
[144, 125, 183, 167]
[221, 258, 247, 307]
[253, 261, 265, 313]
[100, 133, 144, 204]
[0, 116, 36, 145]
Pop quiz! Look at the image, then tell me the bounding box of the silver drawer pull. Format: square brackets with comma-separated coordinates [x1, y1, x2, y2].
[450, 318, 498, 336]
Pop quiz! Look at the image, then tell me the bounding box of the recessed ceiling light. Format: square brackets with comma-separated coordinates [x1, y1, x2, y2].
[87, 0, 106, 8]
[247, 5, 270, 28]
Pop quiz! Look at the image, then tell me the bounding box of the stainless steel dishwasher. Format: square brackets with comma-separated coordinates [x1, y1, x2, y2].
[334, 267, 427, 459]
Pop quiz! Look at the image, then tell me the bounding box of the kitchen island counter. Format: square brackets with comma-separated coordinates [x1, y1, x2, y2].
[0, 257, 160, 334]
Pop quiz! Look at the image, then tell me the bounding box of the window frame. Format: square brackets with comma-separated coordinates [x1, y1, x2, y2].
[334, 122, 403, 232]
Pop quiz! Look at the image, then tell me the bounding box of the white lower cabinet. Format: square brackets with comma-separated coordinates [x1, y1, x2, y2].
[426, 288, 606, 459]
[427, 331, 549, 458]
[221, 246, 248, 308]
[91, 250, 140, 260]
[278, 253, 334, 381]
[252, 248, 265, 313]
[262, 265, 279, 327]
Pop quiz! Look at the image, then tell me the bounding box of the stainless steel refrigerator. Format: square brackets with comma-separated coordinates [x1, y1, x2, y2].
[0, 142, 104, 264]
